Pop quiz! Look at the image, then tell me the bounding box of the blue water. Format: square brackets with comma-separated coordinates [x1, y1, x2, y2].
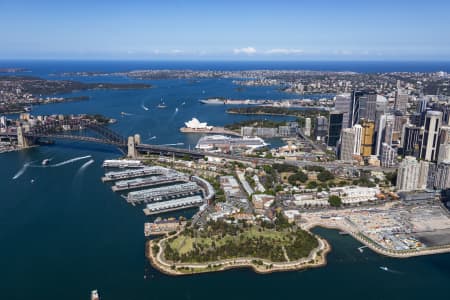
[1, 61, 450, 300]
[2, 60, 450, 75]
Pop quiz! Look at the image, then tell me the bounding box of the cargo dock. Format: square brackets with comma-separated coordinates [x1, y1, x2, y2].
[126, 182, 201, 204]
[112, 173, 189, 192]
[101, 166, 170, 182]
[143, 195, 204, 216]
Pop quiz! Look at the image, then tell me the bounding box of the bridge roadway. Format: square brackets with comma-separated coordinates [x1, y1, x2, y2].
[135, 143, 395, 172]
[0, 119, 395, 172]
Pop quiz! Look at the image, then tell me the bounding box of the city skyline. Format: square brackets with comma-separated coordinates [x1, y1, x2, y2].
[1, 0, 450, 60]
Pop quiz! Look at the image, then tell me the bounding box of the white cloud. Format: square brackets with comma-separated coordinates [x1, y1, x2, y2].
[265, 48, 304, 55]
[233, 47, 257, 55]
[170, 49, 184, 54]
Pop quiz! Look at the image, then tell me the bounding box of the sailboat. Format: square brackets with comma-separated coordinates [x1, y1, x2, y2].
[157, 97, 167, 109]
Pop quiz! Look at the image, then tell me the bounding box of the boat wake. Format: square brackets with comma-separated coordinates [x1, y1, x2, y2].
[50, 155, 92, 167]
[141, 102, 149, 111]
[79, 159, 94, 171]
[12, 161, 33, 180]
[379, 266, 402, 274]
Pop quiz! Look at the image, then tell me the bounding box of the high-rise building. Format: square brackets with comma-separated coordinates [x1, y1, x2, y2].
[361, 120, 375, 157]
[314, 116, 328, 141]
[358, 91, 378, 122]
[418, 160, 430, 190]
[340, 128, 356, 162]
[375, 114, 387, 156]
[304, 118, 311, 137]
[334, 93, 351, 128]
[417, 98, 428, 114]
[396, 156, 421, 191]
[434, 162, 450, 189]
[327, 112, 343, 147]
[353, 124, 362, 155]
[402, 124, 421, 157]
[349, 91, 363, 127]
[420, 111, 442, 161]
[380, 143, 397, 167]
[384, 114, 395, 146]
[394, 88, 408, 113]
[437, 144, 450, 164]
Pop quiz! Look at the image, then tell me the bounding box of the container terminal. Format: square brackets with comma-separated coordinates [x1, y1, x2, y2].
[112, 173, 188, 192]
[143, 195, 204, 216]
[101, 166, 170, 182]
[126, 182, 201, 204]
[102, 159, 143, 168]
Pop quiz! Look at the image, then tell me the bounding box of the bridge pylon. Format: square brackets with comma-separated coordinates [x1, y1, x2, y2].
[17, 126, 31, 148]
[127, 134, 141, 158]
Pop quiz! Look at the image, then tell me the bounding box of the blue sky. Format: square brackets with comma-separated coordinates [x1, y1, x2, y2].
[1, 0, 449, 60]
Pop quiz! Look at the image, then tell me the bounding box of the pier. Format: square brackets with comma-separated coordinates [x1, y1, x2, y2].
[143, 195, 204, 216]
[112, 173, 189, 192]
[126, 182, 201, 204]
[101, 166, 170, 182]
[102, 159, 143, 168]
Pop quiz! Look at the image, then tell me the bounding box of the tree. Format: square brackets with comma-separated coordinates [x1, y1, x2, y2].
[288, 171, 308, 185]
[317, 170, 334, 182]
[328, 195, 342, 207]
[306, 181, 318, 189]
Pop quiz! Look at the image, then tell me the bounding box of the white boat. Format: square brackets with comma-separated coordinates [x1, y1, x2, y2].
[379, 266, 389, 271]
[42, 159, 50, 165]
[91, 290, 99, 300]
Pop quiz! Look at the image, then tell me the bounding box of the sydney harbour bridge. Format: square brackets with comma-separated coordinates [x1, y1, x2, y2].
[0, 117, 392, 171]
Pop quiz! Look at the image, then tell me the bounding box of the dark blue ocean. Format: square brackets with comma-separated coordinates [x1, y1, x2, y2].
[0, 61, 450, 300]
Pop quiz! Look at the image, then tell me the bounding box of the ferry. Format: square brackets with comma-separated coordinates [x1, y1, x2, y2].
[42, 159, 50, 165]
[91, 290, 99, 300]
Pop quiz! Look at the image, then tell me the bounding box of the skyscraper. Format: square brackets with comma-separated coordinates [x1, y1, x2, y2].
[381, 143, 397, 167]
[349, 90, 363, 127]
[327, 112, 343, 147]
[401, 124, 421, 157]
[340, 128, 356, 162]
[434, 162, 450, 189]
[349, 90, 378, 128]
[358, 91, 377, 122]
[394, 86, 408, 113]
[334, 93, 351, 128]
[420, 111, 442, 161]
[304, 118, 311, 137]
[353, 124, 362, 155]
[361, 120, 375, 157]
[396, 156, 420, 191]
[314, 116, 328, 141]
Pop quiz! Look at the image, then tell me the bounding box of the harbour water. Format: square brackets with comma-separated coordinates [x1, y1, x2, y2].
[1, 61, 450, 300]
